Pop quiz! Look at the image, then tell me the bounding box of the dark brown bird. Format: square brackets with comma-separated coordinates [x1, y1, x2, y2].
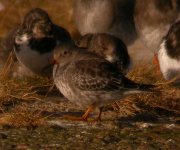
[76, 33, 131, 74]
[13, 8, 72, 77]
[53, 43, 155, 121]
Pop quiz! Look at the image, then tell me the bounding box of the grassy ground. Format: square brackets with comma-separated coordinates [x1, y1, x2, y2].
[0, 64, 179, 149]
[0, 0, 179, 149]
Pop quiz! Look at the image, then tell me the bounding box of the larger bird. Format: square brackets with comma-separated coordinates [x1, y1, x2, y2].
[53, 43, 155, 121]
[14, 8, 71, 77]
[135, 0, 180, 52]
[73, 0, 137, 45]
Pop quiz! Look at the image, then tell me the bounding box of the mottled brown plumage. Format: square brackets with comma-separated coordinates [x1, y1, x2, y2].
[76, 33, 131, 74]
[53, 43, 155, 121]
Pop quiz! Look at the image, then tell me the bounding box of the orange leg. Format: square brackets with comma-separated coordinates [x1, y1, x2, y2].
[63, 105, 94, 121]
[93, 107, 103, 122]
[153, 53, 160, 73]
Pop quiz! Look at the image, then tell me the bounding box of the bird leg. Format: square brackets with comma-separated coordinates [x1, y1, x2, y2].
[92, 107, 103, 122]
[153, 52, 160, 73]
[63, 104, 94, 121]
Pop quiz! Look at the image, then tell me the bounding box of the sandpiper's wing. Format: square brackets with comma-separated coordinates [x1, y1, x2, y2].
[71, 58, 123, 91]
[70, 57, 154, 92]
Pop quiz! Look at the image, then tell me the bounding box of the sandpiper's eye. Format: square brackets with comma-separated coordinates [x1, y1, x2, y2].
[63, 51, 67, 55]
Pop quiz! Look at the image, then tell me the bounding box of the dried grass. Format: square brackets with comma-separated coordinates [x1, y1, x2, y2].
[0, 1, 179, 126]
[0, 52, 53, 103]
[0, 50, 54, 127]
[0, 74, 53, 127]
[0, 56, 179, 126]
[112, 63, 180, 116]
[0, 76, 51, 101]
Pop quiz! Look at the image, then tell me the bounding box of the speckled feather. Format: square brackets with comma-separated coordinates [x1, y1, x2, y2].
[76, 33, 131, 74]
[53, 44, 155, 108]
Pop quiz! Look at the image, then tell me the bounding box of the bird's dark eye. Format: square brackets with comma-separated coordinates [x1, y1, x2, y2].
[63, 51, 67, 55]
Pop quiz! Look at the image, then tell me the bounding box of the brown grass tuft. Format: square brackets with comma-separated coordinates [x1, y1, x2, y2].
[0, 1, 179, 122]
[113, 63, 180, 115]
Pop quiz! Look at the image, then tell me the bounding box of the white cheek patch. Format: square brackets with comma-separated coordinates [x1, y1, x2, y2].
[15, 34, 30, 44]
[158, 41, 180, 80]
[105, 55, 116, 63]
[105, 55, 132, 74]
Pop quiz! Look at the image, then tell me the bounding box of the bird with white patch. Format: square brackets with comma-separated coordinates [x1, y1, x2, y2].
[157, 21, 180, 83]
[14, 8, 71, 77]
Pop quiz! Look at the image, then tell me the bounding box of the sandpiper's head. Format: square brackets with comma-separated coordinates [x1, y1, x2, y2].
[53, 42, 76, 64]
[22, 8, 53, 38]
[165, 20, 180, 60]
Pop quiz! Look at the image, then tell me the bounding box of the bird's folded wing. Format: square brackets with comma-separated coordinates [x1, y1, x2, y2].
[71, 59, 125, 91]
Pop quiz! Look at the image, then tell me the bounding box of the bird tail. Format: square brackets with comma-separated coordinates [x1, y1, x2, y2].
[122, 78, 156, 95]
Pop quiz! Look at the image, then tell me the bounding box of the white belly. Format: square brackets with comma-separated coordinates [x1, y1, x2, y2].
[158, 41, 180, 80]
[15, 44, 52, 74]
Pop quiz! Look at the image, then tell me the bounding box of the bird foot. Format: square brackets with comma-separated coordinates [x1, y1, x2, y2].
[63, 105, 103, 122]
